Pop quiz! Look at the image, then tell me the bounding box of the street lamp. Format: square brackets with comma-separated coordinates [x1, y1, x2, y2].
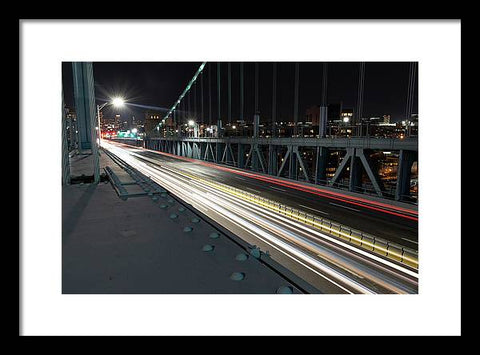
[97, 97, 125, 142]
[112, 97, 125, 108]
[187, 120, 199, 138]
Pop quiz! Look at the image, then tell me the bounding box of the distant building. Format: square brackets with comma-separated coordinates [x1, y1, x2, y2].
[100, 111, 116, 131]
[340, 109, 354, 124]
[145, 110, 163, 121]
[366, 115, 393, 125]
[305, 106, 319, 125]
[144, 110, 163, 136]
[114, 114, 121, 128]
[305, 103, 342, 126]
[356, 114, 405, 138]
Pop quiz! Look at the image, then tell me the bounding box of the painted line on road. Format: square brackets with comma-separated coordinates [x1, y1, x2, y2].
[329, 202, 360, 212]
[246, 187, 260, 193]
[269, 185, 287, 192]
[299, 204, 330, 216]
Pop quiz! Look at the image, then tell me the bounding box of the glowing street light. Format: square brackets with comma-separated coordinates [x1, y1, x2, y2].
[97, 96, 126, 144]
[112, 97, 125, 108]
[188, 119, 195, 127]
[98, 96, 125, 112]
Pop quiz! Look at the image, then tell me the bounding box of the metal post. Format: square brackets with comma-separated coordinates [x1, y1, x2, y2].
[272, 62, 277, 137]
[72, 62, 99, 183]
[289, 145, 298, 180]
[405, 62, 417, 123]
[209, 63, 212, 125]
[240, 62, 244, 123]
[182, 99, 185, 130]
[62, 90, 70, 185]
[188, 90, 191, 120]
[293, 62, 299, 137]
[228, 62, 231, 124]
[268, 144, 278, 176]
[96, 104, 102, 144]
[253, 113, 260, 138]
[217, 62, 222, 137]
[251, 145, 259, 172]
[254, 63, 259, 114]
[173, 109, 177, 137]
[319, 63, 328, 138]
[194, 80, 197, 120]
[201, 70, 204, 124]
[349, 148, 362, 192]
[355, 62, 366, 136]
[314, 146, 328, 185]
[395, 150, 417, 201]
[238, 143, 245, 169]
[72, 62, 93, 152]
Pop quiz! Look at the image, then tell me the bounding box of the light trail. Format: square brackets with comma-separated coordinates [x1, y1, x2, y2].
[152, 161, 418, 293]
[103, 141, 418, 294]
[152, 159, 417, 279]
[136, 144, 419, 221]
[106, 144, 357, 292]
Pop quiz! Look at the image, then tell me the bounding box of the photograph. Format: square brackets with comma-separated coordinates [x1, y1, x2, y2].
[62, 61, 419, 294]
[20, 19, 461, 336]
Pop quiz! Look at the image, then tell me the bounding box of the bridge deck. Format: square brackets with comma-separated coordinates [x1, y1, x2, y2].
[62, 151, 305, 293]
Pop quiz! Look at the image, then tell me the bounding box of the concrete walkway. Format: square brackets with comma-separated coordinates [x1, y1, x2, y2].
[62, 151, 301, 293]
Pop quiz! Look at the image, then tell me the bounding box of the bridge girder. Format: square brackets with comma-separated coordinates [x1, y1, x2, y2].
[144, 137, 418, 201]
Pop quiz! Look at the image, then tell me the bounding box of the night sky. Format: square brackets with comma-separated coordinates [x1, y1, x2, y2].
[62, 61, 418, 125]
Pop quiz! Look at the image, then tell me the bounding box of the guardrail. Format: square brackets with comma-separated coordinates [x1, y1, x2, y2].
[172, 167, 419, 270]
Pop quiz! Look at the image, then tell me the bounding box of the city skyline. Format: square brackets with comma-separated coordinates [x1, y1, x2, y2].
[62, 61, 418, 125]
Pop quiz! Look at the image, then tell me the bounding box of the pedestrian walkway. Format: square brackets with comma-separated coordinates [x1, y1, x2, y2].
[62, 150, 302, 293]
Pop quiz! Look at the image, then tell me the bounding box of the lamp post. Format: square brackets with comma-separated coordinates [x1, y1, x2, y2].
[96, 97, 125, 144]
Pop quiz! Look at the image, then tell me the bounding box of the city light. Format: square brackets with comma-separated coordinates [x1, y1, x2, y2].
[188, 120, 195, 126]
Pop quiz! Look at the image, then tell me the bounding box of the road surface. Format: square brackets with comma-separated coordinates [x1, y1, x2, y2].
[102, 140, 418, 294]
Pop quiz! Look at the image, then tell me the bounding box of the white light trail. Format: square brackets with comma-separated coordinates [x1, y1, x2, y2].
[102, 141, 417, 294]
